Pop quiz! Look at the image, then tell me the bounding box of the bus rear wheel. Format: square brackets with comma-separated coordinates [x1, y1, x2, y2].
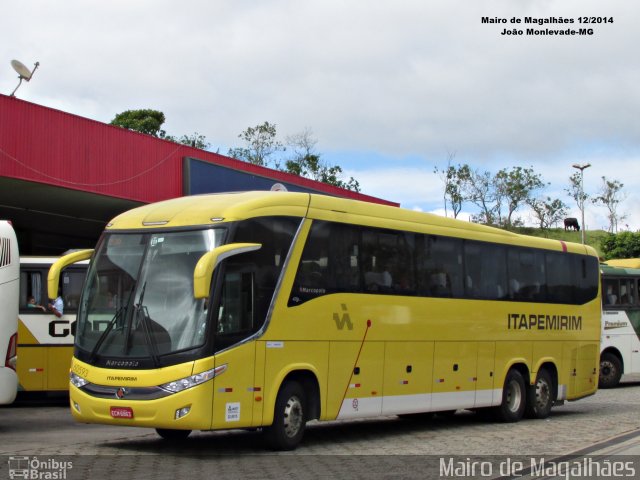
[156, 428, 191, 441]
[493, 369, 526, 422]
[599, 352, 622, 389]
[264, 381, 307, 451]
[525, 369, 554, 419]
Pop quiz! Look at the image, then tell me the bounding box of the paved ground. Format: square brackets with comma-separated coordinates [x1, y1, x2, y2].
[1, 377, 639, 479]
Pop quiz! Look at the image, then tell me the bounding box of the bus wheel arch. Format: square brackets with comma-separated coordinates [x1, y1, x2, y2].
[599, 350, 623, 389]
[525, 363, 557, 419]
[493, 365, 528, 423]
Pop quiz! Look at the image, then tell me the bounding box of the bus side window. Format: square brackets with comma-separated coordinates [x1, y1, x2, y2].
[619, 279, 633, 305]
[603, 279, 619, 306]
[19, 270, 45, 312]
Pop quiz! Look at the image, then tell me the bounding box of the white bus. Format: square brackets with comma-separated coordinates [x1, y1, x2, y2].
[599, 262, 640, 388]
[0, 220, 19, 404]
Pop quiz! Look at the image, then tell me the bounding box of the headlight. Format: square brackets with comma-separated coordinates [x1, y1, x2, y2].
[70, 372, 89, 388]
[159, 364, 227, 393]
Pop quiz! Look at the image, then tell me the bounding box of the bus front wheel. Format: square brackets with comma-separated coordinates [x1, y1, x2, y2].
[599, 352, 622, 389]
[525, 369, 554, 419]
[156, 428, 191, 441]
[493, 369, 526, 422]
[264, 381, 307, 451]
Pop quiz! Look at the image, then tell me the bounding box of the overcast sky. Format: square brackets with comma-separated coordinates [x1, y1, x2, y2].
[2, 0, 638, 231]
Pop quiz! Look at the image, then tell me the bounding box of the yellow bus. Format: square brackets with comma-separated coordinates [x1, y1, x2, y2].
[50, 192, 601, 450]
[605, 258, 640, 269]
[18, 257, 87, 394]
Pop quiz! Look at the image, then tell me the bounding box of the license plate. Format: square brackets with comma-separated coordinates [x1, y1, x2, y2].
[110, 406, 134, 419]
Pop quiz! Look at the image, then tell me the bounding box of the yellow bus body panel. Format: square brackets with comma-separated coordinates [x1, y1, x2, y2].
[17, 316, 74, 392]
[69, 358, 214, 430]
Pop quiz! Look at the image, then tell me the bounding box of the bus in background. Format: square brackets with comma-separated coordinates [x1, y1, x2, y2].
[605, 258, 640, 269]
[18, 257, 88, 394]
[50, 192, 601, 450]
[599, 262, 640, 388]
[0, 220, 19, 405]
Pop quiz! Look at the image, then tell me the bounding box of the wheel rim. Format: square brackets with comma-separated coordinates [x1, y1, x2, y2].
[601, 361, 615, 380]
[506, 379, 522, 412]
[283, 395, 303, 438]
[535, 378, 551, 410]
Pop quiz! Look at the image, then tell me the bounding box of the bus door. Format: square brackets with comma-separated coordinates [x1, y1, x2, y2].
[18, 264, 85, 391]
[211, 264, 257, 429]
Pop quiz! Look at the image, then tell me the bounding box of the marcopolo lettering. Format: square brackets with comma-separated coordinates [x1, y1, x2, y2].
[507, 313, 582, 330]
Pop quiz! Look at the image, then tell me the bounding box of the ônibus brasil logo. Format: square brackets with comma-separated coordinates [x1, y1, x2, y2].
[7, 456, 72, 479]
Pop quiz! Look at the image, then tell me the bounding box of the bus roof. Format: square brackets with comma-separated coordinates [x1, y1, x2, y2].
[105, 191, 597, 256]
[601, 263, 640, 276]
[604, 258, 640, 269]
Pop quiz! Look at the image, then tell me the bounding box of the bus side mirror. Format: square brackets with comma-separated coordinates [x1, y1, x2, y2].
[193, 243, 262, 299]
[47, 249, 94, 300]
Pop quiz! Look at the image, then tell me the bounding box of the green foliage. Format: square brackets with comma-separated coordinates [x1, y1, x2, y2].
[459, 166, 497, 224]
[600, 232, 640, 260]
[284, 154, 360, 191]
[164, 132, 210, 150]
[111, 109, 211, 150]
[433, 154, 467, 219]
[229, 123, 361, 192]
[566, 171, 588, 207]
[592, 176, 626, 233]
[110, 109, 167, 137]
[227, 121, 284, 167]
[495, 166, 547, 227]
[528, 197, 568, 230]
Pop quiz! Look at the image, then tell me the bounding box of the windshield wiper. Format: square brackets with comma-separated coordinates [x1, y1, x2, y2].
[88, 306, 126, 363]
[126, 281, 160, 368]
[136, 303, 160, 368]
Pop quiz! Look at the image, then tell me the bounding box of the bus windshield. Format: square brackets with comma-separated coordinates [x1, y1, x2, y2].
[76, 228, 225, 363]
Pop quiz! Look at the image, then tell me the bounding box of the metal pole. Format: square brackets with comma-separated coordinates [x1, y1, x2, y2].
[580, 170, 586, 244]
[572, 163, 591, 244]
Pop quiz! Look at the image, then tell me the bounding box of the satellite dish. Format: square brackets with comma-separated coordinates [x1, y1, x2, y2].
[11, 60, 33, 80]
[9, 59, 39, 97]
[271, 183, 288, 192]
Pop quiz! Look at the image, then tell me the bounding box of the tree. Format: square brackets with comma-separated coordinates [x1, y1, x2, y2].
[565, 171, 589, 229]
[284, 128, 360, 191]
[434, 153, 467, 219]
[528, 197, 568, 230]
[592, 176, 626, 233]
[110, 109, 211, 149]
[461, 167, 498, 224]
[494, 166, 546, 227]
[601, 232, 640, 260]
[227, 121, 284, 168]
[164, 132, 210, 150]
[110, 109, 167, 137]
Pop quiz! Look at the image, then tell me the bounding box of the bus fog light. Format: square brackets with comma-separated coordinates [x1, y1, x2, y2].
[175, 406, 191, 419]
